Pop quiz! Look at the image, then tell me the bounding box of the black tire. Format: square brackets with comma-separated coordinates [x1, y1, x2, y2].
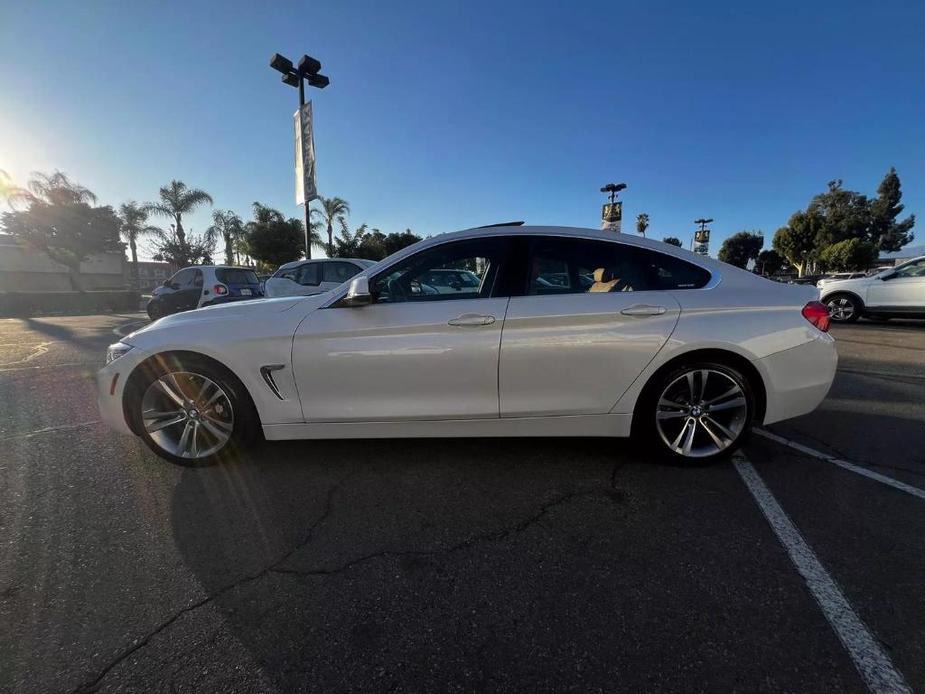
[128, 354, 260, 466]
[825, 293, 861, 323]
[634, 361, 755, 463]
[146, 302, 163, 321]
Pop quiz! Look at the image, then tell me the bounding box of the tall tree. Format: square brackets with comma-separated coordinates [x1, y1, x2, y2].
[332, 222, 368, 258]
[245, 202, 309, 269]
[819, 238, 878, 272]
[809, 179, 871, 248]
[149, 225, 216, 267]
[144, 180, 213, 245]
[662, 236, 683, 247]
[118, 201, 159, 287]
[311, 196, 350, 254]
[1, 171, 122, 290]
[773, 211, 822, 277]
[869, 167, 915, 252]
[756, 249, 786, 276]
[0, 169, 30, 208]
[208, 210, 245, 265]
[636, 213, 650, 237]
[718, 231, 763, 269]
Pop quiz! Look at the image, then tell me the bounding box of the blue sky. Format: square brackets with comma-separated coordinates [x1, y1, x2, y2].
[1, 0, 923, 258]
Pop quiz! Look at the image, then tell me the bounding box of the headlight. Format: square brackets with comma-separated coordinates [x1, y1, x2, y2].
[106, 341, 134, 364]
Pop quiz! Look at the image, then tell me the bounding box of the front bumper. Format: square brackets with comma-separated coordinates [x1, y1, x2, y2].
[759, 333, 837, 425]
[97, 359, 136, 436]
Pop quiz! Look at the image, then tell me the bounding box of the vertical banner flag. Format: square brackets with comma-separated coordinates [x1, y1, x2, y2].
[294, 101, 318, 205]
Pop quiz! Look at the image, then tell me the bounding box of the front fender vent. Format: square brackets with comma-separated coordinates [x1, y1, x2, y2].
[260, 364, 286, 400]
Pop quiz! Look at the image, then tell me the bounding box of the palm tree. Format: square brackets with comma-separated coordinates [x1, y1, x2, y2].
[208, 210, 245, 265]
[311, 196, 350, 255]
[636, 213, 650, 237]
[332, 222, 368, 258]
[144, 180, 213, 245]
[118, 201, 159, 288]
[26, 170, 97, 206]
[0, 169, 31, 208]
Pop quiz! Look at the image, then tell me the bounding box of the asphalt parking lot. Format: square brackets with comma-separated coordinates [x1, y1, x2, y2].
[1, 314, 923, 693]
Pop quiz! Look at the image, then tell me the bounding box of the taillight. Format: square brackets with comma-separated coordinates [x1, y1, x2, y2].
[213, 284, 229, 296]
[802, 301, 830, 332]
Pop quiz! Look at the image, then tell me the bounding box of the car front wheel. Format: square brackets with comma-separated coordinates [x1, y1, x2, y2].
[639, 362, 754, 462]
[132, 357, 258, 465]
[825, 294, 860, 323]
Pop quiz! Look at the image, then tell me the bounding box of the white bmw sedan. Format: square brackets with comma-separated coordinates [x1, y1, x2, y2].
[99, 225, 836, 466]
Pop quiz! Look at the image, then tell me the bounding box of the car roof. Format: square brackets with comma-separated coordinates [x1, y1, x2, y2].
[177, 265, 257, 271]
[276, 257, 372, 271]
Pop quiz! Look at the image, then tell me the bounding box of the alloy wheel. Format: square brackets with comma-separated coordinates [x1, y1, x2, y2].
[826, 296, 855, 322]
[140, 371, 234, 459]
[655, 368, 748, 458]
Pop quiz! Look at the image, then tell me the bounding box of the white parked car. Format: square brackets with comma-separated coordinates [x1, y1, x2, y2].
[146, 266, 263, 320]
[100, 225, 836, 466]
[819, 255, 925, 322]
[815, 271, 868, 290]
[264, 258, 375, 297]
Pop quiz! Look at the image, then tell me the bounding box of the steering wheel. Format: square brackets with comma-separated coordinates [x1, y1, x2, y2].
[386, 278, 408, 302]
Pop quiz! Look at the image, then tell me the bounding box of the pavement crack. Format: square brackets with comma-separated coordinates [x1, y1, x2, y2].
[271, 488, 608, 580]
[69, 468, 355, 694]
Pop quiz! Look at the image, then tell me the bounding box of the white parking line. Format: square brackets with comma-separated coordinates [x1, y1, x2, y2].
[734, 453, 911, 694]
[755, 428, 925, 502]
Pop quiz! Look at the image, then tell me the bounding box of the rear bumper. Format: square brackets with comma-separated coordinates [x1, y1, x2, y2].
[759, 333, 837, 425]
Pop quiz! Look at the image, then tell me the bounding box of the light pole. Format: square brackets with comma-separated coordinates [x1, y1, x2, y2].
[270, 52, 330, 259]
[600, 182, 627, 232]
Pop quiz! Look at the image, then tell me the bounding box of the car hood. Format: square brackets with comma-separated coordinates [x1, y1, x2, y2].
[819, 277, 870, 292]
[128, 294, 330, 340]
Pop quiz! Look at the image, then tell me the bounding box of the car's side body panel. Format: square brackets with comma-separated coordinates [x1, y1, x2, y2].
[291, 297, 511, 422]
[499, 291, 681, 417]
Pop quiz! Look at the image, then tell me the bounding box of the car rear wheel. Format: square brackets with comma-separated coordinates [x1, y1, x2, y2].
[825, 294, 860, 323]
[638, 362, 754, 463]
[132, 357, 258, 466]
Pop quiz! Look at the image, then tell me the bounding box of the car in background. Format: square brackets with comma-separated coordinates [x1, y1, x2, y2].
[816, 271, 869, 290]
[264, 258, 375, 298]
[101, 225, 836, 466]
[146, 266, 262, 320]
[819, 255, 925, 322]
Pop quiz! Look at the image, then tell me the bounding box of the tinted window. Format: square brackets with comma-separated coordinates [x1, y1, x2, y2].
[168, 269, 195, 288]
[371, 238, 510, 303]
[277, 263, 320, 285]
[216, 268, 259, 284]
[322, 261, 362, 284]
[192, 270, 203, 288]
[526, 237, 710, 294]
[894, 259, 925, 278]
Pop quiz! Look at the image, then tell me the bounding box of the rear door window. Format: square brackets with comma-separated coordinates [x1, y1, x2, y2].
[524, 237, 711, 294]
[216, 268, 259, 285]
[322, 261, 362, 284]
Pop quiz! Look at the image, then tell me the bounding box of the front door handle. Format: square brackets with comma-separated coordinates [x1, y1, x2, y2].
[448, 313, 496, 327]
[620, 304, 667, 317]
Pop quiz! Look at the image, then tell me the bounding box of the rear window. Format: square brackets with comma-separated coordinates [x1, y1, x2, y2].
[216, 268, 259, 285]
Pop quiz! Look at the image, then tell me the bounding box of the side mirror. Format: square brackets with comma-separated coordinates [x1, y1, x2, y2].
[880, 272, 895, 281]
[343, 275, 372, 307]
[162, 280, 171, 287]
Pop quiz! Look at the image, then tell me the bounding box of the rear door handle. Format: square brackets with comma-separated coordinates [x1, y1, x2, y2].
[620, 304, 667, 317]
[448, 313, 496, 326]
